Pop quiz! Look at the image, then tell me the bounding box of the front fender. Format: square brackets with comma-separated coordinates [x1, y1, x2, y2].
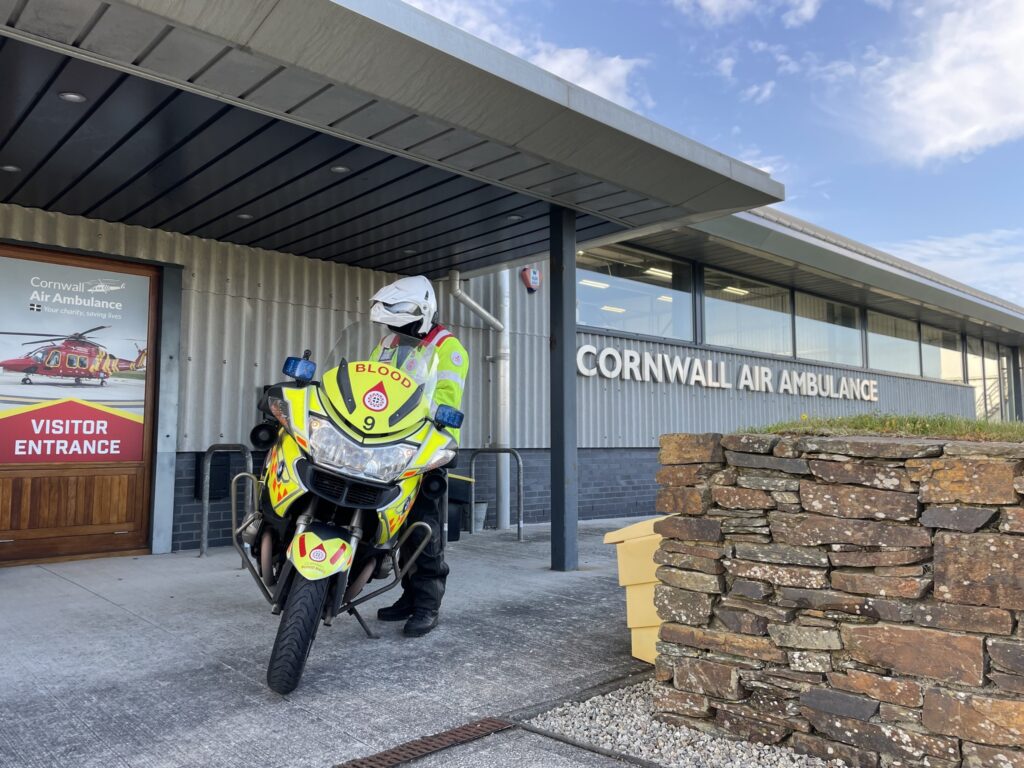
[287, 523, 356, 581]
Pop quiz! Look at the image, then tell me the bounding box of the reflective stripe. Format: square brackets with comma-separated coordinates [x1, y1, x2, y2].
[426, 329, 452, 350]
[438, 370, 466, 385]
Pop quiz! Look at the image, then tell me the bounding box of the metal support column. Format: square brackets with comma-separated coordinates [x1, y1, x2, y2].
[549, 205, 578, 571]
[1012, 347, 1023, 421]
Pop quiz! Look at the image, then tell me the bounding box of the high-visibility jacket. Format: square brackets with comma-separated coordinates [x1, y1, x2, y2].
[369, 325, 469, 444]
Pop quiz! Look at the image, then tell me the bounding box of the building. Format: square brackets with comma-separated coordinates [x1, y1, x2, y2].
[0, 0, 1020, 568]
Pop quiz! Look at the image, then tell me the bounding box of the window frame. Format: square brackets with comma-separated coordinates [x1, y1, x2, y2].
[574, 256, 696, 343]
[701, 265, 796, 358]
[571, 250, 1011, 406]
[793, 290, 865, 368]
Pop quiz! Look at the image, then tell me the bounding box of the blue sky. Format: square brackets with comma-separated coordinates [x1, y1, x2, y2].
[400, 0, 1024, 305]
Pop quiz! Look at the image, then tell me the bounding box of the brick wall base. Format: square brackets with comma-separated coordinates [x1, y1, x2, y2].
[171, 447, 658, 550]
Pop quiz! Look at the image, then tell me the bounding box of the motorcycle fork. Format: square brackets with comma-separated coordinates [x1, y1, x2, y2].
[269, 503, 317, 614]
[323, 510, 365, 626]
[337, 520, 434, 639]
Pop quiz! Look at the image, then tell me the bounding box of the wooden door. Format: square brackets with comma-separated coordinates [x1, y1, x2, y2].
[0, 245, 159, 564]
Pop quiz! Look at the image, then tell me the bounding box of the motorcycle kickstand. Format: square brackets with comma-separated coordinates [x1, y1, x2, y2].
[348, 606, 380, 639]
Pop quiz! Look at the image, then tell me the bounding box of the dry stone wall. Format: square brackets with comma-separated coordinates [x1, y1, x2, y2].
[653, 432, 1024, 768]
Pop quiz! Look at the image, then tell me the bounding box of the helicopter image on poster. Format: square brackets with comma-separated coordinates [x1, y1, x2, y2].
[0, 325, 146, 386]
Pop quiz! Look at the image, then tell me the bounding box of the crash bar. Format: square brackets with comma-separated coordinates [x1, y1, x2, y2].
[468, 449, 525, 541]
[200, 444, 254, 556]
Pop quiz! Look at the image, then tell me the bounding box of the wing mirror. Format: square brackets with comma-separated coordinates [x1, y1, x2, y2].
[434, 405, 464, 430]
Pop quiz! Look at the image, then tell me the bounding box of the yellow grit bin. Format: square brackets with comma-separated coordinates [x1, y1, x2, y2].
[603, 516, 665, 664]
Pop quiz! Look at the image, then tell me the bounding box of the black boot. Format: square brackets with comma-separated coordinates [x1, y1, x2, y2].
[376, 594, 414, 622]
[403, 608, 439, 637]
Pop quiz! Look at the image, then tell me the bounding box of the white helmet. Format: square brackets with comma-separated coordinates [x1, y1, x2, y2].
[369, 275, 437, 335]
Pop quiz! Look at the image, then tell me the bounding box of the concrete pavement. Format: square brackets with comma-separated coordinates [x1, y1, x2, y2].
[0, 520, 650, 768]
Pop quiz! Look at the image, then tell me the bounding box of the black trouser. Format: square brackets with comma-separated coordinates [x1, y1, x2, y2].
[399, 473, 449, 612]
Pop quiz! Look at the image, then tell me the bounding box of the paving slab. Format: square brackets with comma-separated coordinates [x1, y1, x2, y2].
[0, 519, 648, 768]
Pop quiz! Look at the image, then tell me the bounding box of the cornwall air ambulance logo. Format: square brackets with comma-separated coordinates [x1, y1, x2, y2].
[363, 381, 389, 412]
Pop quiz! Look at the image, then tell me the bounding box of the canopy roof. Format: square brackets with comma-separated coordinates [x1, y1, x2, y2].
[0, 0, 783, 276]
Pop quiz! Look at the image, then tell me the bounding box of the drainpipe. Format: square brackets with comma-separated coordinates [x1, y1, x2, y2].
[495, 270, 512, 530]
[447, 270, 511, 529]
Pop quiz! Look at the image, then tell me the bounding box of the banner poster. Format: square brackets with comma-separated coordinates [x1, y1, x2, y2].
[0, 255, 151, 464]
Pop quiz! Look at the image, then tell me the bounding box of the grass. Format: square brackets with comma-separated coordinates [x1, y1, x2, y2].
[747, 413, 1024, 442]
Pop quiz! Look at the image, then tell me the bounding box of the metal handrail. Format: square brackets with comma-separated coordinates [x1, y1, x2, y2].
[199, 443, 253, 556]
[469, 448, 525, 541]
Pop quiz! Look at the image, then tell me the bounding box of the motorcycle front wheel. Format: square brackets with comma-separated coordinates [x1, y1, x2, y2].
[266, 575, 329, 695]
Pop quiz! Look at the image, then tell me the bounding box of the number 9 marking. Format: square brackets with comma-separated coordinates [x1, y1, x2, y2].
[364, 416, 376, 430]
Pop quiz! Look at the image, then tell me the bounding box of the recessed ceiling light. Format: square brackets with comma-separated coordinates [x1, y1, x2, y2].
[722, 286, 750, 296]
[657, 295, 673, 303]
[236, 213, 254, 221]
[402, 248, 417, 256]
[644, 267, 673, 279]
[507, 214, 523, 223]
[579, 279, 609, 289]
[329, 165, 350, 174]
[0, 164, 20, 173]
[601, 305, 626, 314]
[58, 91, 87, 103]
[576, 250, 585, 256]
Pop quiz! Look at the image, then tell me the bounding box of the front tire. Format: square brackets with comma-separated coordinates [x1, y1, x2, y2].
[266, 575, 329, 695]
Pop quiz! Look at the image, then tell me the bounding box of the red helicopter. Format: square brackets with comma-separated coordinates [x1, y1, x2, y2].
[0, 326, 147, 386]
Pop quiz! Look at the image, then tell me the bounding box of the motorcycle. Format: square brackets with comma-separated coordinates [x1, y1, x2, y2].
[234, 320, 463, 694]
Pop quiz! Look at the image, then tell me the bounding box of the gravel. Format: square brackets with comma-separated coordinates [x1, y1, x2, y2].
[527, 679, 838, 768]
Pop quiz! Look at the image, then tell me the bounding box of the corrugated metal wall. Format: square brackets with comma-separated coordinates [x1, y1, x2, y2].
[0, 203, 976, 454]
[0, 203, 507, 451]
[574, 331, 974, 447]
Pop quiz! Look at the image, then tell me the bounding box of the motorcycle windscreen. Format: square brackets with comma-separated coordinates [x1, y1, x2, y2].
[287, 523, 356, 580]
[320, 360, 432, 436]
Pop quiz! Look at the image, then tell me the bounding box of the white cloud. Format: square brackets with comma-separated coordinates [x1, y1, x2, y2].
[739, 146, 789, 175]
[881, 228, 1024, 306]
[671, 0, 757, 25]
[717, 55, 737, 79]
[863, 0, 1024, 164]
[674, 0, 895, 26]
[741, 80, 776, 104]
[749, 41, 800, 75]
[399, 0, 650, 110]
[529, 44, 651, 110]
[781, 0, 823, 27]
[400, 0, 526, 54]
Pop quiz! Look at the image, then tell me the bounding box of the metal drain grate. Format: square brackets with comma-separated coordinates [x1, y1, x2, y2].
[334, 718, 514, 768]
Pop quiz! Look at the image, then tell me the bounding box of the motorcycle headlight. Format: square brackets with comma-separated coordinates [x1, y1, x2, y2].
[307, 416, 417, 483]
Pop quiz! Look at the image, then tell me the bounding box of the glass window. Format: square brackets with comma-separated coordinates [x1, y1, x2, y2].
[867, 312, 920, 376]
[45, 350, 61, 367]
[795, 293, 862, 366]
[921, 325, 963, 383]
[576, 252, 693, 341]
[704, 270, 792, 356]
[984, 340, 1003, 421]
[966, 336, 985, 419]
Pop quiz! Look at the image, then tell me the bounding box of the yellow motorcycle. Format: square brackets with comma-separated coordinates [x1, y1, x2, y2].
[236, 321, 462, 694]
